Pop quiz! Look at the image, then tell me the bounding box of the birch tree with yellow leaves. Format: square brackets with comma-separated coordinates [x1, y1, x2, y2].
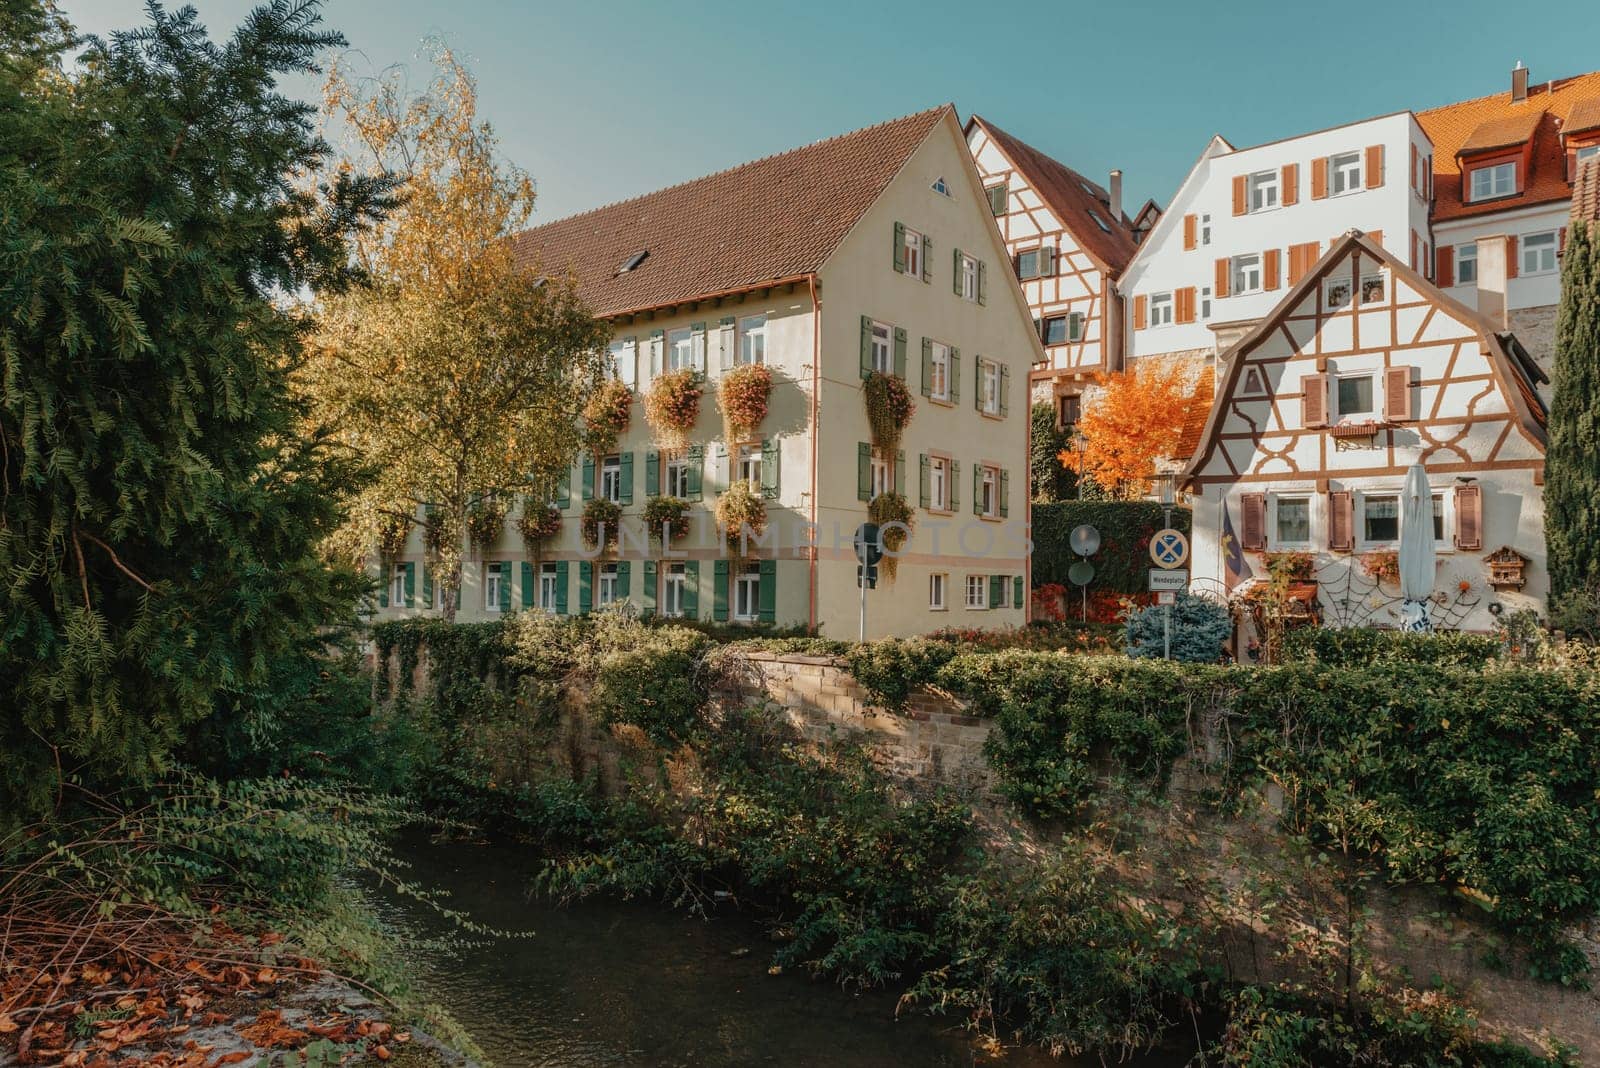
[301, 44, 609, 619]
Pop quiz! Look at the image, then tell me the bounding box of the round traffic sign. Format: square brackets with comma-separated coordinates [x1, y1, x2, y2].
[1067, 561, 1095, 587]
[1069, 524, 1101, 556]
[1149, 528, 1189, 570]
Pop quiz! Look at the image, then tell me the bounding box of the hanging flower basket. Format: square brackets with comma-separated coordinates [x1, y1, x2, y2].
[583, 378, 633, 456]
[863, 371, 915, 453]
[641, 495, 692, 544]
[868, 492, 915, 583]
[1360, 549, 1400, 585]
[467, 495, 508, 552]
[517, 500, 563, 545]
[1262, 551, 1315, 583]
[376, 511, 413, 559]
[645, 369, 704, 450]
[719, 364, 772, 441]
[581, 498, 622, 552]
[422, 509, 459, 558]
[715, 481, 767, 559]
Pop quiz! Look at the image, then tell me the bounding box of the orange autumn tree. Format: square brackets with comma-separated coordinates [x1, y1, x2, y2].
[1061, 361, 1196, 498]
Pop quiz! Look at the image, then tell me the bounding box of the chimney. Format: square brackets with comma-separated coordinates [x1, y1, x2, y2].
[1512, 61, 1529, 103]
[1108, 169, 1123, 220]
[1475, 234, 1511, 330]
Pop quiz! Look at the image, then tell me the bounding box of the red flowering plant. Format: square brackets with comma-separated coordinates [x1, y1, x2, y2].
[863, 371, 915, 452]
[642, 495, 692, 545]
[718, 364, 772, 442]
[583, 377, 633, 456]
[517, 498, 563, 545]
[1360, 550, 1400, 585]
[645, 369, 703, 449]
[715, 481, 768, 560]
[581, 498, 622, 553]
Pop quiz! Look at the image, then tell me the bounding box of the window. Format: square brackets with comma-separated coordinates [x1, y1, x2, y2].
[667, 327, 695, 370]
[980, 465, 999, 517]
[1274, 496, 1312, 548]
[1200, 213, 1212, 245]
[606, 339, 634, 384]
[929, 455, 951, 510]
[1326, 278, 1353, 309]
[870, 320, 893, 373]
[618, 249, 648, 273]
[1149, 292, 1174, 327]
[663, 562, 687, 618]
[1017, 247, 1052, 279]
[665, 453, 690, 498]
[738, 315, 766, 365]
[1232, 253, 1262, 294]
[1521, 231, 1558, 275]
[1456, 243, 1478, 284]
[1200, 287, 1212, 319]
[901, 227, 924, 278]
[931, 176, 951, 197]
[1361, 494, 1400, 546]
[981, 359, 1002, 415]
[928, 341, 950, 400]
[485, 563, 505, 612]
[1469, 162, 1516, 202]
[736, 442, 762, 488]
[1360, 274, 1385, 305]
[1248, 170, 1279, 212]
[965, 574, 988, 609]
[734, 563, 761, 622]
[1058, 393, 1082, 429]
[539, 563, 560, 613]
[929, 573, 947, 610]
[1242, 368, 1265, 395]
[1336, 374, 1374, 419]
[1431, 493, 1446, 545]
[959, 254, 979, 301]
[1087, 210, 1112, 233]
[1330, 151, 1363, 195]
[985, 183, 1008, 216]
[389, 564, 407, 608]
[1041, 314, 1082, 346]
[601, 455, 623, 503]
[870, 453, 891, 499]
[595, 563, 619, 607]
[1578, 144, 1600, 166]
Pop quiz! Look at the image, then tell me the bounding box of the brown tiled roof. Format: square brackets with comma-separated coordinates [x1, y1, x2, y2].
[1172, 364, 1214, 461]
[1456, 110, 1544, 156]
[1574, 158, 1600, 224]
[1564, 96, 1600, 138]
[965, 115, 1140, 274]
[508, 106, 951, 317]
[1418, 69, 1600, 221]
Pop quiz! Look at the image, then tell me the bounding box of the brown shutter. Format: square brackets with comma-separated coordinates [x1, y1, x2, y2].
[1176, 286, 1196, 324]
[1311, 157, 1329, 199]
[1436, 245, 1454, 287]
[1263, 248, 1281, 290]
[1282, 163, 1299, 206]
[1364, 144, 1385, 188]
[1384, 366, 1414, 421]
[1301, 373, 1328, 428]
[1328, 490, 1354, 552]
[1409, 230, 1419, 270]
[1288, 241, 1320, 285]
[1507, 235, 1519, 279]
[1232, 174, 1248, 216]
[1368, 229, 1383, 249]
[1240, 493, 1267, 551]
[1214, 257, 1231, 298]
[1560, 226, 1568, 255]
[1454, 483, 1483, 551]
[1183, 213, 1197, 251]
[1410, 143, 1419, 189]
[1132, 294, 1148, 330]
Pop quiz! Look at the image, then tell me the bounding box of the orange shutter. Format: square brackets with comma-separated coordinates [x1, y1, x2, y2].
[1436, 245, 1454, 287]
[1507, 235, 1519, 279]
[1560, 226, 1568, 255]
[1365, 144, 1385, 188]
[1214, 257, 1231, 298]
[1232, 175, 1248, 216]
[1410, 143, 1419, 189]
[1282, 163, 1299, 206]
[1176, 286, 1197, 324]
[1368, 229, 1383, 249]
[1132, 294, 1148, 330]
[1263, 248, 1281, 290]
[1301, 373, 1328, 428]
[1454, 483, 1483, 551]
[1183, 213, 1197, 251]
[1410, 230, 1419, 270]
[1240, 493, 1267, 551]
[1384, 366, 1414, 421]
[1329, 491, 1354, 552]
[1287, 241, 1320, 285]
[1311, 157, 1329, 200]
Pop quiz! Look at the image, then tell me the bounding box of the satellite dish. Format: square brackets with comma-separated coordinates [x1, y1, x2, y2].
[1068, 561, 1095, 587]
[1069, 524, 1101, 557]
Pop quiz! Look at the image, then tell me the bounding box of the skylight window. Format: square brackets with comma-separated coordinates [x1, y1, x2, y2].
[1087, 210, 1112, 233]
[617, 249, 648, 274]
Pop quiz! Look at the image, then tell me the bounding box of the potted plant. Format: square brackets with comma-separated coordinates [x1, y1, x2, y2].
[645, 369, 704, 449]
[583, 378, 633, 456]
[517, 498, 562, 549]
[715, 481, 767, 559]
[376, 510, 412, 560]
[641, 495, 691, 545]
[467, 494, 507, 553]
[1330, 418, 1386, 442]
[867, 491, 914, 583]
[863, 371, 914, 452]
[718, 363, 773, 442]
[581, 498, 622, 553]
[1360, 549, 1401, 585]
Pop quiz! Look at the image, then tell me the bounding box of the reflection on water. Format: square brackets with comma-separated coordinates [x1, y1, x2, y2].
[374, 833, 1193, 1068]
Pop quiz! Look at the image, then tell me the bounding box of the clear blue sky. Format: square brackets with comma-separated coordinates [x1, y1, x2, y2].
[62, 0, 1600, 225]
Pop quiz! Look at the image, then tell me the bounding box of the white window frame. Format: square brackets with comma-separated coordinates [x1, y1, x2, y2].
[1469, 161, 1516, 202]
[981, 359, 1002, 415]
[870, 454, 891, 499]
[538, 562, 560, 613]
[1232, 253, 1262, 295]
[929, 572, 947, 611]
[665, 454, 690, 498]
[1330, 151, 1363, 196]
[1359, 273, 1386, 305]
[485, 563, 505, 612]
[1334, 373, 1377, 420]
[1521, 231, 1558, 275]
[980, 465, 999, 517]
[1456, 243, 1478, 285]
[1017, 246, 1049, 280]
[870, 320, 893, 373]
[735, 442, 762, 488]
[1578, 144, 1600, 165]
[1248, 170, 1279, 212]
[607, 339, 635, 387]
[601, 454, 623, 503]
[738, 315, 767, 365]
[964, 574, 988, 610]
[597, 562, 619, 607]
[733, 563, 761, 622]
[1325, 278, 1353, 310]
[1149, 291, 1174, 327]
[901, 227, 924, 279]
[1200, 287, 1212, 319]
[667, 327, 695, 371]
[390, 564, 407, 608]
[1269, 494, 1314, 551]
[1355, 491, 1402, 552]
[930, 455, 951, 511]
[928, 340, 951, 400]
[1200, 213, 1211, 245]
[662, 562, 687, 618]
[1430, 491, 1454, 552]
[960, 254, 979, 302]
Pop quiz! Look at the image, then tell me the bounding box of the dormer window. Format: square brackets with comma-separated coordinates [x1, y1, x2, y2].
[1468, 162, 1516, 202]
[1577, 144, 1600, 168]
[618, 249, 648, 273]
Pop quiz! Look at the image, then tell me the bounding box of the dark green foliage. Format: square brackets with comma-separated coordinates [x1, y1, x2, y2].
[1029, 401, 1076, 502]
[1031, 500, 1191, 593]
[845, 637, 958, 711]
[1123, 591, 1231, 662]
[1283, 627, 1504, 667]
[1545, 218, 1600, 601]
[0, 0, 392, 822]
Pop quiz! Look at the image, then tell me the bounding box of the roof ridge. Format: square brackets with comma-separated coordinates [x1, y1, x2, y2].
[971, 113, 1104, 194]
[517, 104, 953, 237]
[1417, 69, 1600, 115]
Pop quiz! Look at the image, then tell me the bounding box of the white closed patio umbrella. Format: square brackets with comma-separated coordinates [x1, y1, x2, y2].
[1398, 463, 1436, 632]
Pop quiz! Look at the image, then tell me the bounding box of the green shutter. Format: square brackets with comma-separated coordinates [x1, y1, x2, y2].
[1014, 575, 1024, 609]
[616, 560, 631, 600]
[894, 449, 905, 497]
[642, 560, 657, 617]
[578, 561, 592, 614]
[760, 437, 779, 499]
[682, 561, 699, 619]
[949, 348, 960, 404]
[646, 449, 660, 496]
[893, 220, 906, 272]
[713, 559, 730, 622]
[619, 451, 634, 505]
[581, 454, 596, 500]
[686, 445, 704, 501]
[893, 327, 907, 379]
[920, 338, 933, 397]
[649, 328, 664, 377]
[974, 357, 983, 412]
[977, 260, 988, 305]
[919, 454, 931, 509]
[377, 564, 388, 608]
[999, 366, 1010, 417]
[857, 442, 872, 501]
[999, 469, 1010, 518]
[973, 465, 983, 516]
[921, 235, 932, 283]
[989, 574, 1003, 608]
[952, 247, 963, 295]
[404, 562, 416, 607]
[950, 461, 960, 513]
[555, 468, 571, 509]
[521, 561, 534, 609]
[555, 561, 569, 615]
[422, 563, 433, 609]
[497, 562, 511, 613]
[859, 315, 873, 379]
[758, 559, 777, 624]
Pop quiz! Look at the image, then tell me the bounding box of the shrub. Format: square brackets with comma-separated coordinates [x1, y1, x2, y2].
[845, 637, 957, 712]
[588, 616, 714, 746]
[1029, 401, 1075, 502]
[1031, 501, 1191, 594]
[1124, 592, 1231, 662]
[1282, 627, 1502, 667]
[644, 368, 703, 449]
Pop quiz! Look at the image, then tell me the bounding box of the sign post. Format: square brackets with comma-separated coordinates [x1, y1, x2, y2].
[1148, 522, 1189, 661]
[853, 523, 882, 642]
[1068, 525, 1101, 623]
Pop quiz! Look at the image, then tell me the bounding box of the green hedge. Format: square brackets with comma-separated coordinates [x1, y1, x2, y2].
[1031, 501, 1191, 594]
[1282, 627, 1503, 667]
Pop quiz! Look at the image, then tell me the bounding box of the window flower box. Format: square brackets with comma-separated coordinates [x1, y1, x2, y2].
[1330, 419, 1388, 441]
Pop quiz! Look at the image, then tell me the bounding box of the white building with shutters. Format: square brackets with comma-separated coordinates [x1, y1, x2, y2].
[1180, 232, 1548, 641]
[373, 105, 1041, 638]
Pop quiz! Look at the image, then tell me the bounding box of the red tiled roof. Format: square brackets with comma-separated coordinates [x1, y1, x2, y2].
[1172, 364, 1214, 461]
[1562, 96, 1600, 138]
[1418, 70, 1600, 221]
[1456, 110, 1544, 156]
[509, 106, 952, 317]
[965, 115, 1140, 274]
[1575, 159, 1600, 224]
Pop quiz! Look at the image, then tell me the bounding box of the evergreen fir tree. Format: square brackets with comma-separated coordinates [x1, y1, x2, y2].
[1544, 215, 1600, 601]
[0, 0, 391, 820]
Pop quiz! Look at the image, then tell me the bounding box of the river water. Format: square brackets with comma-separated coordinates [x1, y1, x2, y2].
[374, 834, 1195, 1067]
